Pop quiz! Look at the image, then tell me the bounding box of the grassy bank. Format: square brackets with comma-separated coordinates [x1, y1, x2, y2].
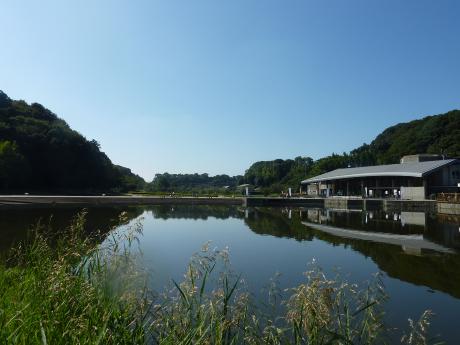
[0, 211, 440, 344]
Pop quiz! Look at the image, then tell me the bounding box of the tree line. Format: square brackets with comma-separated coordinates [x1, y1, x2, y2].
[240, 109, 460, 193]
[146, 173, 243, 194]
[1, 90, 458, 195]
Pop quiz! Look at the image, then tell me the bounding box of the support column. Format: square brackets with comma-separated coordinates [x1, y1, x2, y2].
[346, 181, 350, 196]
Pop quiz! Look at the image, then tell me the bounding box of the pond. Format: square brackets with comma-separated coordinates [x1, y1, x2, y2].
[1, 205, 460, 343]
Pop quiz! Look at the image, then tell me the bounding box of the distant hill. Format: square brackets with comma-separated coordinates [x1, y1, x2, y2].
[147, 173, 242, 194]
[242, 110, 460, 193]
[2, 89, 457, 195]
[0, 90, 145, 194]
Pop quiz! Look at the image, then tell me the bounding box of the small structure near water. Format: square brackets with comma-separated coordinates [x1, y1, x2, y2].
[302, 154, 460, 200]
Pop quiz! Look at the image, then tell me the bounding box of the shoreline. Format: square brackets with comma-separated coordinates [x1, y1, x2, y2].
[0, 195, 243, 208]
[1, 195, 459, 215]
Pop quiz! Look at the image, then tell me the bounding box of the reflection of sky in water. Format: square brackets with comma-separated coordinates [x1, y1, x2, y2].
[117, 207, 460, 343]
[1, 205, 460, 343]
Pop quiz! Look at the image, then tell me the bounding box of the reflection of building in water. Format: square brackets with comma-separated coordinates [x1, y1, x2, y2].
[305, 208, 428, 229]
[301, 208, 460, 251]
[402, 246, 422, 255]
[301, 221, 453, 254]
[426, 214, 460, 249]
[400, 212, 426, 227]
[306, 208, 332, 224]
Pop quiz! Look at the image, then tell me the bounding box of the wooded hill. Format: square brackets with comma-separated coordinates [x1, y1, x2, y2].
[147, 110, 460, 194]
[242, 110, 460, 193]
[1, 90, 458, 195]
[146, 173, 242, 194]
[0, 90, 145, 194]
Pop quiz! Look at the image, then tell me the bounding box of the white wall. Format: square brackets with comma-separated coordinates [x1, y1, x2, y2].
[400, 186, 425, 200]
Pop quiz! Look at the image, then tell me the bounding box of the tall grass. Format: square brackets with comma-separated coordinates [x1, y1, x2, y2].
[0, 211, 148, 344]
[0, 211, 442, 344]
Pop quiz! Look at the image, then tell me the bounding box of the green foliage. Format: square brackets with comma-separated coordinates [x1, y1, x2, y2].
[370, 110, 460, 164]
[147, 173, 242, 193]
[0, 140, 27, 189]
[241, 110, 460, 193]
[0, 211, 440, 344]
[2, 88, 457, 196]
[0, 211, 147, 344]
[0, 90, 145, 193]
[114, 165, 147, 192]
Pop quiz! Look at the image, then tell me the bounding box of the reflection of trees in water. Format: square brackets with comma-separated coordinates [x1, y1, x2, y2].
[243, 207, 460, 299]
[426, 214, 460, 250]
[243, 208, 314, 242]
[0, 206, 144, 253]
[310, 229, 460, 299]
[3, 205, 460, 299]
[146, 205, 242, 220]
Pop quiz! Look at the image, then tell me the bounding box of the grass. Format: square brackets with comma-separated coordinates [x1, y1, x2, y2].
[0, 211, 443, 344]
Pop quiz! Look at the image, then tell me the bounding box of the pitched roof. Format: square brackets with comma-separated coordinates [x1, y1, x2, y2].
[301, 159, 459, 184]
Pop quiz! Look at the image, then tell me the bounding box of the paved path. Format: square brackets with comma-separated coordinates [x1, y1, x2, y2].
[0, 195, 243, 207]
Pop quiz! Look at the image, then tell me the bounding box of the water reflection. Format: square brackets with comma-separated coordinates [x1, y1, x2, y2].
[144, 204, 241, 220]
[2, 205, 460, 341]
[301, 208, 460, 251]
[2, 205, 460, 307]
[0, 206, 144, 253]
[243, 207, 460, 299]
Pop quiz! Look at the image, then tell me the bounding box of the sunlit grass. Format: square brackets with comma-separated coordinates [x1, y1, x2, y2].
[0, 211, 441, 344]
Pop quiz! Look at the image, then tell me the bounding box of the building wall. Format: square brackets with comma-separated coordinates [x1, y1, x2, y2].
[307, 183, 319, 196]
[400, 187, 426, 200]
[426, 164, 460, 195]
[448, 164, 460, 186]
[303, 162, 460, 199]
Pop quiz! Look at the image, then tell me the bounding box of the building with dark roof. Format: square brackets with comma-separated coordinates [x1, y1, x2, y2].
[301, 155, 460, 200]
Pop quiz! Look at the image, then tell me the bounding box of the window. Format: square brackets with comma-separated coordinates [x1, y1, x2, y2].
[452, 171, 460, 179]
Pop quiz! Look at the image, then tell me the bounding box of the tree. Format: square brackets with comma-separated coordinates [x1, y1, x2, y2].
[0, 90, 145, 193]
[0, 141, 27, 190]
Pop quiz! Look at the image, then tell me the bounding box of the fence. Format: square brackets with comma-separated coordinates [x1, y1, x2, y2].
[437, 193, 460, 203]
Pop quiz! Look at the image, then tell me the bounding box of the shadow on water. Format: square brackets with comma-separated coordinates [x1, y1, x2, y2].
[0, 206, 145, 254]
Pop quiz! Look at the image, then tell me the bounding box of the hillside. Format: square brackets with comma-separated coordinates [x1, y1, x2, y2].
[2, 90, 457, 195]
[147, 173, 242, 194]
[369, 110, 460, 164]
[242, 110, 460, 193]
[0, 91, 145, 193]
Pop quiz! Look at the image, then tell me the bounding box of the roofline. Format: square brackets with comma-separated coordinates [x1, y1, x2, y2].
[419, 159, 458, 177]
[302, 172, 423, 184]
[301, 159, 459, 184]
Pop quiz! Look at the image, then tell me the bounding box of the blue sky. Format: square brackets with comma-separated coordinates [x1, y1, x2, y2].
[1, 1, 459, 181]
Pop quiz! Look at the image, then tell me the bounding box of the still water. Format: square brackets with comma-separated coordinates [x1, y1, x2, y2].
[1, 205, 460, 342]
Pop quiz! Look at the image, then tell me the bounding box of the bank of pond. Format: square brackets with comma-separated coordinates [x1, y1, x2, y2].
[1, 205, 459, 343]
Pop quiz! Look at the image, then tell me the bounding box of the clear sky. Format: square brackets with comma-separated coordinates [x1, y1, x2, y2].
[1, 1, 459, 181]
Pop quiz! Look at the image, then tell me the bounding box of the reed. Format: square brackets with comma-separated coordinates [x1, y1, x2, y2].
[0, 211, 441, 344]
